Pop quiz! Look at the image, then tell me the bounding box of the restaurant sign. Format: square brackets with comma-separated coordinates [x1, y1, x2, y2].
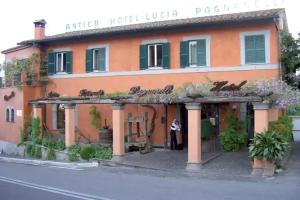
[210, 81, 247, 92]
[129, 85, 174, 97]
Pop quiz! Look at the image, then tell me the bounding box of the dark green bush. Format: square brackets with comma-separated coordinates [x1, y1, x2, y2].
[33, 146, 42, 159]
[269, 115, 293, 142]
[201, 119, 215, 140]
[18, 129, 27, 146]
[42, 136, 65, 151]
[94, 145, 113, 160]
[25, 143, 34, 156]
[26, 143, 42, 159]
[31, 117, 41, 143]
[80, 146, 96, 160]
[67, 145, 81, 162]
[46, 148, 56, 160]
[220, 111, 247, 152]
[220, 128, 247, 151]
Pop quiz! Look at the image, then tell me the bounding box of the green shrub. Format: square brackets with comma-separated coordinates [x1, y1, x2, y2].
[46, 148, 56, 160]
[249, 131, 289, 162]
[31, 117, 41, 143]
[54, 139, 65, 151]
[220, 128, 247, 151]
[201, 119, 215, 140]
[94, 145, 113, 160]
[67, 144, 81, 162]
[80, 146, 96, 160]
[18, 129, 27, 146]
[42, 136, 65, 151]
[25, 143, 34, 156]
[220, 111, 247, 151]
[269, 115, 293, 142]
[33, 146, 42, 159]
[26, 143, 42, 159]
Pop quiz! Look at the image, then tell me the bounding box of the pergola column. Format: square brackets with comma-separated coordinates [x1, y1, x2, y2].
[252, 102, 270, 175]
[185, 103, 202, 172]
[32, 103, 43, 128]
[112, 103, 125, 161]
[65, 104, 76, 147]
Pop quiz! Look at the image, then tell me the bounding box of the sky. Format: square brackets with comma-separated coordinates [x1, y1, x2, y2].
[0, 0, 299, 65]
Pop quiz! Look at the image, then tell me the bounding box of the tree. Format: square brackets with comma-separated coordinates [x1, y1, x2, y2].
[281, 32, 300, 86]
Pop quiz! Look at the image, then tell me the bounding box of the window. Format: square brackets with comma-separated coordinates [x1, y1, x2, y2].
[244, 35, 266, 64]
[86, 47, 107, 72]
[241, 31, 270, 65]
[48, 51, 72, 74]
[140, 43, 169, 70]
[10, 108, 15, 123]
[148, 44, 163, 68]
[180, 38, 208, 68]
[189, 41, 198, 66]
[6, 108, 10, 122]
[56, 52, 67, 72]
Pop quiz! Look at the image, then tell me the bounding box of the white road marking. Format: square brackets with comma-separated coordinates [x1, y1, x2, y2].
[0, 176, 114, 200]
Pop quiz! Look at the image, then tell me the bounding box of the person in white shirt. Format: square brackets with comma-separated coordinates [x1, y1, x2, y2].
[170, 119, 179, 150]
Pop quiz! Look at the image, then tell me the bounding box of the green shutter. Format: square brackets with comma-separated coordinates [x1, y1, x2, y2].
[180, 41, 189, 68]
[245, 35, 265, 64]
[99, 48, 106, 71]
[197, 40, 206, 66]
[86, 49, 93, 72]
[48, 52, 56, 74]
[66, 51, 72, 73]
[162, 43, 170, 69]
[140, 45, 148, 70]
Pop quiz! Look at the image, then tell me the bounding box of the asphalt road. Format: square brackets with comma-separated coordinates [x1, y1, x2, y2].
[0, 181, 80, 200]
[0, 160, 299, 200]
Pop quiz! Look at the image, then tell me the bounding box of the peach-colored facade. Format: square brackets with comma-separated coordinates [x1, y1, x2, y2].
[1, 13, 283, 155]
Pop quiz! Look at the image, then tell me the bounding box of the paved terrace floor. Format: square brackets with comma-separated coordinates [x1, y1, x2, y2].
[121, 146, 253, 177]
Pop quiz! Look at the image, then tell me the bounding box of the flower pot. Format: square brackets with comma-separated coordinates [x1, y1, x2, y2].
[262, 161, 275, 177]
[99, 128, 113, 146]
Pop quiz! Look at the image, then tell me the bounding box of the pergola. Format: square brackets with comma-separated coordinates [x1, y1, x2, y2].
[30, 95, 280, 172]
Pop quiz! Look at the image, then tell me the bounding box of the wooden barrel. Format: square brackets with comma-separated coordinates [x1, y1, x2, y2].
[99, 128, 113, 145]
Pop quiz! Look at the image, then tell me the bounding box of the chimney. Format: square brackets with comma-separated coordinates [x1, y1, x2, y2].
[33, 19, 47, 40]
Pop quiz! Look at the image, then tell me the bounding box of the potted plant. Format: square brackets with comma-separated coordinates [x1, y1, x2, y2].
[89, 106, 112, 145]
[249, 131, 289, 176]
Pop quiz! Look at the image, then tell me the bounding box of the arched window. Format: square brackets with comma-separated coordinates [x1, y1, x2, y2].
[6, 108, 10, 122]
[10, 108, 15, 123]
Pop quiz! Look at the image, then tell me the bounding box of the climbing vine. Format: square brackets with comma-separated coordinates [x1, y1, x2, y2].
[2, 53, 48, 90]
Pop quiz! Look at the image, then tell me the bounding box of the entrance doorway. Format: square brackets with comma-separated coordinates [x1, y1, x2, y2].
[177, 103, 220, 148]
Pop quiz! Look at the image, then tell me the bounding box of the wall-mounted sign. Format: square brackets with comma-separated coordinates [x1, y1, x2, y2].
[79, 89, 105, 97]
[129, 85, 174, 97]
[65, 0, 284, 32]
[47, 91, 60, 98]
[210, 81, 247, 92]
[16, 110, 23, 117]
[4, 91, 15, 101]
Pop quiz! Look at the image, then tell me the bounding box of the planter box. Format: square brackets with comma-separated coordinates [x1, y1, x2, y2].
[262, 161, 275, 177]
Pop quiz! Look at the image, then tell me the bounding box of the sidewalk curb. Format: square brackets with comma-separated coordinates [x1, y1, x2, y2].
[98, 159, 165, 171]
[0, 156, 98, 168]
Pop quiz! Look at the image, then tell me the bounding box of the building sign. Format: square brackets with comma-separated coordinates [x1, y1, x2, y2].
[129, 85, 174, 97]
[16, 110, 23, 117]
[65, 0, 285, 32]
[210, 81, 247, 92]
[4, 91, 15, 101]
[47, 91, 60, 98]
[79, 89, 105, 97]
